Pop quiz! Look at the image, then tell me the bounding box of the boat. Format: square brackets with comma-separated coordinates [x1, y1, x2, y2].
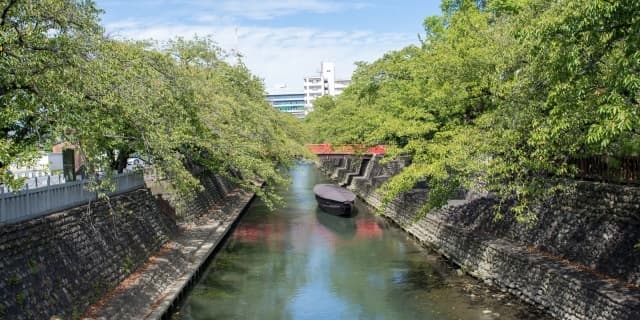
[313, 184, 356, 216]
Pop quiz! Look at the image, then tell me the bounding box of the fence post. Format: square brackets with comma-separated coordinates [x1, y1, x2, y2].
[26, 184, 30, 221]
[1, 195, 4, 224]
[47, 176, 51, 211]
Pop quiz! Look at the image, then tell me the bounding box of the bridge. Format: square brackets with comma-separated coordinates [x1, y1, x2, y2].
[306, 144, 386, 156]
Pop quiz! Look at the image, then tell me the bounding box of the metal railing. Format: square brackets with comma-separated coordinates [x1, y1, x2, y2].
[0, 174, 67, 193]
[306, 144, 386, 155]
[0, 171, 145, 225]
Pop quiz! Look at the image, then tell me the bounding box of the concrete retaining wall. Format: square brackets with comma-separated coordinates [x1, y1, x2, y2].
[319, 156, 640, 320]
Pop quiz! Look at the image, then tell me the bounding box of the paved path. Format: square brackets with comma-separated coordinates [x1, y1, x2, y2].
[83, 190, 255, 319]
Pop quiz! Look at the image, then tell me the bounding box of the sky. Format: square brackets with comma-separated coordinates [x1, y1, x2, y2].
[95, 1, 442, 92]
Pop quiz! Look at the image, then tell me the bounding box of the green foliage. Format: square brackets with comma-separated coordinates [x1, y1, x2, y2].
[305, 0, 640, 220]
[7, 274, 20, 287]
[27, 259, 39, 274]
[121, 255, 134, 274]
[15, 292, 25, 309]
[0, 0, 102, 188]
[71, 306, 82, 320]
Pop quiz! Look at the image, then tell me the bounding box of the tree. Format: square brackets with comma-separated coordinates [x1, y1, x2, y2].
[161, 37, 311, 206]
[0, 0, 102, 188]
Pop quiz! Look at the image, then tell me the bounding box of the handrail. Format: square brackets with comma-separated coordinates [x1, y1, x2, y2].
[0, 171, 145, 225]
[307, 144, 386, 155]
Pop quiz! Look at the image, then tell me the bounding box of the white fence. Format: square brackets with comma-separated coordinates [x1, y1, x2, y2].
[12, 174, 66, 191]
[0, 171, 145, 225]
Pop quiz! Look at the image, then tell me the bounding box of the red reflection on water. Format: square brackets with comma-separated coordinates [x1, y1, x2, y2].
[355, 219, 383, 239]
[315, 223, 339, 244]
[233, 226, 264, 242]
[233, 216, 383, 251]
[232, 223, 287, 249]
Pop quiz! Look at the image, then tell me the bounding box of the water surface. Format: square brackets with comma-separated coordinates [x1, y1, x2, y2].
[174, 163, 546, 320]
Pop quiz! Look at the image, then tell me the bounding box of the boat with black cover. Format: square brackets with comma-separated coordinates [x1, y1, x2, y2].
[313, 183, 356, 216]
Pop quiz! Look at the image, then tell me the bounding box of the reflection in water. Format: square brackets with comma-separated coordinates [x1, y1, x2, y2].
[354, 217, 383, 240]
[315, 209, 357, 239]
[174, 163, 547, 320]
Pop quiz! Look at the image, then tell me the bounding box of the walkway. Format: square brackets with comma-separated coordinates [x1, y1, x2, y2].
[83, 189, 255, 319]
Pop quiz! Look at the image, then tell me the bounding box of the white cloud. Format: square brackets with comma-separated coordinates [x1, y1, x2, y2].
[104, 21, 417, 91]
[220, 0, 367, 20]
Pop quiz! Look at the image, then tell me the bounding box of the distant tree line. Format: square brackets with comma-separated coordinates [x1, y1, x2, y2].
[0, 0, 310, 207]
[305, 0, 640, 220]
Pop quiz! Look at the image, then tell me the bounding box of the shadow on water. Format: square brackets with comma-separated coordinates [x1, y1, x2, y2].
[190, 277, 239, 300]
[315, 208, 357, 239]
[396, 258, 447, 290]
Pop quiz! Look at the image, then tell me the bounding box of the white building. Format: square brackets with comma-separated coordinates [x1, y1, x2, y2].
[9, 152, 63, 178]
[303, 62, 351, 113]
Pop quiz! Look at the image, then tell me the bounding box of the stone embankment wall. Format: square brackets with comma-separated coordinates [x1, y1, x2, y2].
[319, 155, 640, 320]
[0, 173, 235, 320]
[161, 173, 238, 222]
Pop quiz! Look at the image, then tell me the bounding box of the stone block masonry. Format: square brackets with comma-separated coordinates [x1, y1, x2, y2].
[435, 184, 640, 287]
[319, 156, 640, 320]
[150, 173, 237, 222]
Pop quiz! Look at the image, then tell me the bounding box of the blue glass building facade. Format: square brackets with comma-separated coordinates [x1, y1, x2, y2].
[265, 92, 306, 119]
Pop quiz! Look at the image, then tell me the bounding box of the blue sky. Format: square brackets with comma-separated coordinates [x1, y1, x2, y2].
[96, 1, 442, 91]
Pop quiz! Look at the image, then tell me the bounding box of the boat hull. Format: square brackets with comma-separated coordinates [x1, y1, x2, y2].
[315, 195, 354, 216]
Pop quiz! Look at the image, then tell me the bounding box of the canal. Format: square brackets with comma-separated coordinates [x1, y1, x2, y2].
[173, 163, 547, 320]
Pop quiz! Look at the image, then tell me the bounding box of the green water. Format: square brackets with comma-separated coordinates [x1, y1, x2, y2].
[174, 163, 546, 320]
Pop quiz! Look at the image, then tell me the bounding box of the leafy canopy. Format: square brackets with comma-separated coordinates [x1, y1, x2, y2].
[305, 0, 640, 220]
[1, 1, 310, 208]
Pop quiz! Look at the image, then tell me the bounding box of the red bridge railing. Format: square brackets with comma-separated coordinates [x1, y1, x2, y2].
[307, 144, 386, 155]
